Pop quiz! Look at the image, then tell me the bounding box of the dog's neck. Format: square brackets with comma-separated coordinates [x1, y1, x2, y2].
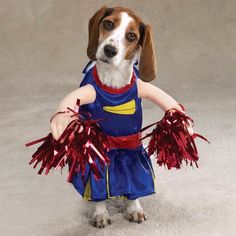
[96, 60, 134, 89]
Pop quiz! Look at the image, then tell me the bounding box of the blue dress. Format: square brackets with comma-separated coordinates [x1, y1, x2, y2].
[72, 61, 156, 201]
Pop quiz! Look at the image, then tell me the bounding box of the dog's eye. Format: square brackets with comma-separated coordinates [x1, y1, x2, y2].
[103, 20, 114, 31]
[126, 32, 137, 42]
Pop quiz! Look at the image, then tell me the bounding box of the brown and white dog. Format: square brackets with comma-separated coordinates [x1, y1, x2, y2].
[51, 6, 186, 228]
[86, 6, 156, 227]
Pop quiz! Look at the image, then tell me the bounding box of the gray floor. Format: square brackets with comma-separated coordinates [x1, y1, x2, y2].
[0, 1, 235, 236]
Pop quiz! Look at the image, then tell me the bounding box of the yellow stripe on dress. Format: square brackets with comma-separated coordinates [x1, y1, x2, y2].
[106, 167, 127, 200]
[103, 99, 136, 115]
[83, 174, 92, 200]
[145, 158, 156, 192]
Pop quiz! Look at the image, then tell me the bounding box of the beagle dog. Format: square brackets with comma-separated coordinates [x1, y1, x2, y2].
[51, 6, 184, 228]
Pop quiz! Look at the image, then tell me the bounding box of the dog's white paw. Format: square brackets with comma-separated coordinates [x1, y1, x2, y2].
[91, 213, 111, 228]
[125, 210, 147, 223]
[125, 199, 147, 223]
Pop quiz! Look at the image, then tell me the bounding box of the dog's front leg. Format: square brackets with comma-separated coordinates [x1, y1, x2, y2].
[125, 199, 147, 223]
[90, 200, 111, 228]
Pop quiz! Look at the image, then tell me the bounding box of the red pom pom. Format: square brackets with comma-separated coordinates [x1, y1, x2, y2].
[141, 107, 209, 169]
[25, 100, 110, 184]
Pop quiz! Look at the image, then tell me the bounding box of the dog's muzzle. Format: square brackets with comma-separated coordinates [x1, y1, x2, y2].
[104, 44, 117, 58]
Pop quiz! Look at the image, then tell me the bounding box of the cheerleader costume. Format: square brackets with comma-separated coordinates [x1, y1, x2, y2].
[72, 61, 156, 201]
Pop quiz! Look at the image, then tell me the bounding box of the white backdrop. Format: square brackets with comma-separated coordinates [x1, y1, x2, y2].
[0, 0, 235, 235]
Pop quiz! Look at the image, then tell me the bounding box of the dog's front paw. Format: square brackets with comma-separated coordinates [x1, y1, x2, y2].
[125, 210, 147, 224]
[91, 213, 111, 228]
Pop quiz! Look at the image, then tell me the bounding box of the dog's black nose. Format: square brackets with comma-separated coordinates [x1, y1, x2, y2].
[104, 45, 117, 58]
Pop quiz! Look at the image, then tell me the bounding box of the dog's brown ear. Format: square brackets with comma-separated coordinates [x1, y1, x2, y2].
[139, 24, 157, 82]
[87, 6, 113, 60]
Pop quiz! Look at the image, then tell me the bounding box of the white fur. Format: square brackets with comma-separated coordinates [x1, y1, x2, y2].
[126, 199, 143, 213]
[96, 60, 134, 88]
[91, 201, 108, 216]
[125, 199, 147, 223]
[96, 12, 139, 89]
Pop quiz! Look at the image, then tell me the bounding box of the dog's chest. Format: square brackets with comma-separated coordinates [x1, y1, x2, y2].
[79, 66, 143, 136]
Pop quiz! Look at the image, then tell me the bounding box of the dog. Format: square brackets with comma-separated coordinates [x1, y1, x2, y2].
[50, 6, 185, 228]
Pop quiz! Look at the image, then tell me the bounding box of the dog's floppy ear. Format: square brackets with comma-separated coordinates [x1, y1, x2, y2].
[87, 6, 113, 60]
[138, 24, 157, 82]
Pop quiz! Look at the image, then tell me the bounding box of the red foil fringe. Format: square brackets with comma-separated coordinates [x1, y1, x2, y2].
[141, 107, 209, 169]
[25, 99, 110, 184]
[26, 101, 209, 183]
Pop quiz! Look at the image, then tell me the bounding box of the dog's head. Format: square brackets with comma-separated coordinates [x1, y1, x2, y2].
[87, 6, 157, 82]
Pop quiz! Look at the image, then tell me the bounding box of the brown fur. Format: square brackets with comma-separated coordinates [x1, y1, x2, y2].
[87, 6, 108, 61]
[124, 21, 141, 60]
[139, 25, 157, 82]
[87, 6, 157, 82]
[98, 12, 122, 43]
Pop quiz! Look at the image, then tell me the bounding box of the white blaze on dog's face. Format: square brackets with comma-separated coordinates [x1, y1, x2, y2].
[96, 12, 141, 66]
